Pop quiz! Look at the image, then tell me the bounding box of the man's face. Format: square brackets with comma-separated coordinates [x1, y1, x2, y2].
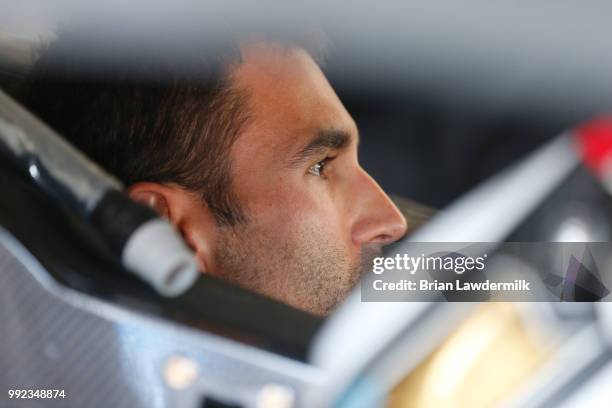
[202, 42, 407, 315]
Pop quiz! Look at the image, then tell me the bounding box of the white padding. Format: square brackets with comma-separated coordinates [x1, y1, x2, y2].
[122, 219, 200, 296]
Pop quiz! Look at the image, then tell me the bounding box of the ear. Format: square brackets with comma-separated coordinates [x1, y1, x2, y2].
[128, 183, 171, 218]
[127, 182, 218, 273]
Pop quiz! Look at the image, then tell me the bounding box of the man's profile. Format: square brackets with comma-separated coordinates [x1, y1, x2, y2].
[17, 32, 407, 316]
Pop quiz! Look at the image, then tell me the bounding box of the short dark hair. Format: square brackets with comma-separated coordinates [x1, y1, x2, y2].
[17, 31, 252, 225]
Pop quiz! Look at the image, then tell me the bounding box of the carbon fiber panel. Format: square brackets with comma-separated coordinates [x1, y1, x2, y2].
[0, 228, 323, 408]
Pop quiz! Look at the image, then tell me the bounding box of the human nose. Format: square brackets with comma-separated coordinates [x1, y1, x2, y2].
[350, 169, 408, 246]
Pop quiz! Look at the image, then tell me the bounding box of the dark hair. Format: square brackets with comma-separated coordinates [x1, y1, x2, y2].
[17, 32, 252, 225]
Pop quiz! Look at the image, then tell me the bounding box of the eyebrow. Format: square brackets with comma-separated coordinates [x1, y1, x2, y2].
[287, 129, 356, 169]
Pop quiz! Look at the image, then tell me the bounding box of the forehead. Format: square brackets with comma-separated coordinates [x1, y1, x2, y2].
[229, 41, 356, 153]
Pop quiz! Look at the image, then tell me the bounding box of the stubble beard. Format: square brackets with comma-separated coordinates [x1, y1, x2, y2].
[213, 221, 381, 316]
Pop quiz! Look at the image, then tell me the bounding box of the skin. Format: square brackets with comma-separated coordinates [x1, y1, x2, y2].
[129, 41, 407, 316]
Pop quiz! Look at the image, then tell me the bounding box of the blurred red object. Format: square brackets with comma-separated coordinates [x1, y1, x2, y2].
[575, 117, 612, 175]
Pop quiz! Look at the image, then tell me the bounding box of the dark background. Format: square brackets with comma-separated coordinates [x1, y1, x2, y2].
[331, 81, 571, 210]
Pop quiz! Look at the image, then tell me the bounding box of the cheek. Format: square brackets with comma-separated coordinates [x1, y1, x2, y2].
[253, 189, 351, 251]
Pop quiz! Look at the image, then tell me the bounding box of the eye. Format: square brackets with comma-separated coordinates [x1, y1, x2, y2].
[308, 157, 334, 178]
